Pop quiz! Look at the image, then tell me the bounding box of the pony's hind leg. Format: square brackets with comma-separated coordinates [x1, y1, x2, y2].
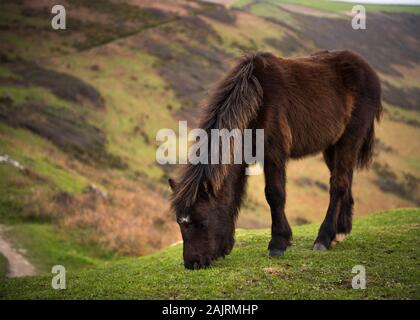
[322, 146, 354, 245]
[314, 141, 357, 250]
[264, 160, 292, 257]
[335, 170, 354, 242]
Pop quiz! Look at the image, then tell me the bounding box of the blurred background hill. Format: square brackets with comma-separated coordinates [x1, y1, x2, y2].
[0, 0, 419, 275]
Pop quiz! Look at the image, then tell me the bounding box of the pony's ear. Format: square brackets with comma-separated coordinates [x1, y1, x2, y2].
[168, 178, 177, 192]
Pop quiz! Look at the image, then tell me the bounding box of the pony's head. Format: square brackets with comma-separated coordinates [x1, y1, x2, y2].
[169, 178, 235, 270]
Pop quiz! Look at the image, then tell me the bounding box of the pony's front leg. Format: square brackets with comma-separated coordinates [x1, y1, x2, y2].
[264, 160, 292, 257]
[315, 137, 357, 250]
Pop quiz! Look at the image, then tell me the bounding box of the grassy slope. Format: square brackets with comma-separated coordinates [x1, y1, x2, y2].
[1, 224, 120, 274]
[2, 209, 419, 299]
[0, 0, 189, 261]
[233, 0, 420, 14]
[0, 145, 120, 272]
[0, 0, 419, 272]
[0, 254, 7, 279]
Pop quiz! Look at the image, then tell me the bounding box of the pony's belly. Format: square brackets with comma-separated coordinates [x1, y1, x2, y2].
[286, 105, 348, 159]
[289, 142, 327, 159]
[288, 125, 345, 159]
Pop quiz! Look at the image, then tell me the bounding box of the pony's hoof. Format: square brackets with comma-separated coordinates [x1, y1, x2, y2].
[269, 249, 285, 257]
[313, 243, 328, 251]
[334, 233, 347, 242]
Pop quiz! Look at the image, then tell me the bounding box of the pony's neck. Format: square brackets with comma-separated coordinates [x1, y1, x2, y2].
[216, 164, 248, 218]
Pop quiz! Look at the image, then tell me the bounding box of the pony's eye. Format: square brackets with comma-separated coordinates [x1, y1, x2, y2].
[177, 217, 191, 226]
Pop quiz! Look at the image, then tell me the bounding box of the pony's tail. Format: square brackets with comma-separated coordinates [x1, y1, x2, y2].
[357, 100, 383, 169]
[356, 123, 375, 169]
[174, 52, 267, 206]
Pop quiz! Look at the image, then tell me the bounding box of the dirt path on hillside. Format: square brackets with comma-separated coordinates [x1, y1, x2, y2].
[0, 225, 36, 277]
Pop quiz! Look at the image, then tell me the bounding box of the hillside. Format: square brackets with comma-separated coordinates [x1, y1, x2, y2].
[0, 0, 419, 276]
[1, 209, 419, 299]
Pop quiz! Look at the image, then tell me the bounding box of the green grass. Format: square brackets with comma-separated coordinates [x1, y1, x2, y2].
[33, 158, 87, 194]
[0, 180, 121, 274]
[0, 66, 17, 79]
[58, 51, 179, 179]
[233, 0, 420, 14]
[384, 103, 420, 126]
[249, 2, 297, 25]
[0, 160, 119, 275]
[1, 209, 419, 299]
[231, 0, 254, 8]
[2, 224, 119, 274]
[0, 164, 120, 273]
[282, 0, 420, 14]
[0, 124, 88, 194]
[0, 86, 74, 110]
[0, 254, 7, 279]
[0, 253, 8, 295]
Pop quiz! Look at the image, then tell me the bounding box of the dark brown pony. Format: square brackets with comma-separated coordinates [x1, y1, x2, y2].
[169, 50, 382, 269]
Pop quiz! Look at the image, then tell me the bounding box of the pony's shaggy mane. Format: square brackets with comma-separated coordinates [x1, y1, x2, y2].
[171, 52, 269, 209]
